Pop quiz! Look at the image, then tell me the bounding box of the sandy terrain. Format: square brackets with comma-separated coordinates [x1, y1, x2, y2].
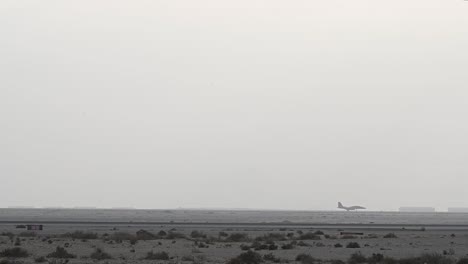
[2, 209, 468, 225]
[1, 222, 468, 264]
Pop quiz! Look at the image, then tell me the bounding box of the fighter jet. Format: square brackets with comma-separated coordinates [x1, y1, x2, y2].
[337, 202, 366, 211]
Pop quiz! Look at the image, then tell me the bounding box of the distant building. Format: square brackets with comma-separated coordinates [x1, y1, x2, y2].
[27, 225, 43, 231]
[399, 207, 435, 212]
[448, 208, 468, 213]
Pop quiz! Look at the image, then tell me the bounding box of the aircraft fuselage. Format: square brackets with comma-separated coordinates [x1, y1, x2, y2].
[338, 202, 366, 211]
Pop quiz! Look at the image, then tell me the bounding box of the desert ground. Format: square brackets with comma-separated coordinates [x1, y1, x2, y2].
[1, 222, 468, 264]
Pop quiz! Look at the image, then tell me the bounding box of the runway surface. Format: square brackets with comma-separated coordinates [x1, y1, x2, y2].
[1, 208, 468, 231]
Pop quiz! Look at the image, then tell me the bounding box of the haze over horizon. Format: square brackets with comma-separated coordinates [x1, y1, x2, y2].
[1, 205, 460, 212]
[1, 0, 467, 211]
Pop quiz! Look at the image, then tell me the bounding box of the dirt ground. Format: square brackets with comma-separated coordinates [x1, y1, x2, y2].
[1, 223, 467, 263]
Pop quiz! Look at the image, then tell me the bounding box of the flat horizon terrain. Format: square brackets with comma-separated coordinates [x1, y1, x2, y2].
[2, 208, 468, 226]
[1, 209, 468, 263]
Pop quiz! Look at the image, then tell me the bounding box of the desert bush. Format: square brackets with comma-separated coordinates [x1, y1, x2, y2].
[110, 232, 134, 241]
[380, 257, 398, 264]
[315, 242, 325, 247]
[47, 247, 76, 259]
[34, 256, 47, 263]
[240, 244, 251, 251]
[297, 241, 310, 247]
[334, 243, 343, 248]
[330, 260, 345, 264]
[62, 231, 98, 240]
[110, 232, 137, 244]
[0, 247, 29, 258]
[398, 254, 453, 264]
[219, 231, 229, 237]
[296, 254, 317, 264]
[144, 251, 170, 260]
[263, 253, 281, 263]
[281, 242, 295, 250]
[443, 249, 456, 256]
[457, 258, 468, 264]
[241, 241, 277, 251]
[255, 233, 286, 242]
[314, 230, 325, 235]
[227, 250, 263, 264]
[348, 252, 367, 264]
[414, 253, 453, 264]
[166, 232, 186, 239]
[226, 233, 250, 242]
[191, 230, 207, 239]
[90, 248, 112, 260]
[298, 232, 321, 240]
[135, 230, 158, 240]
[195, 241, 209, 248]
[193, 255, 208, 264]
[268, 244, 278, 250]
[0, 260, 24, 264]
[383, 233, 397, 239]
[350, 254, 450, 264]
[346, 242, 361, 248]
[253, 243, 269, 251]
[204, 236, 219, 244]
[367, 253, 385, 264]
[1, 232, 15, 239]
[181, 255, 195, 261]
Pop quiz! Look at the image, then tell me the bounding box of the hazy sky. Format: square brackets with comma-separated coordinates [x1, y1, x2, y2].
[1, 0, 467, 211]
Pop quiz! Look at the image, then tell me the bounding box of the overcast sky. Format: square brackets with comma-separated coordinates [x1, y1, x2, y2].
[1, 0, 467, 211]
